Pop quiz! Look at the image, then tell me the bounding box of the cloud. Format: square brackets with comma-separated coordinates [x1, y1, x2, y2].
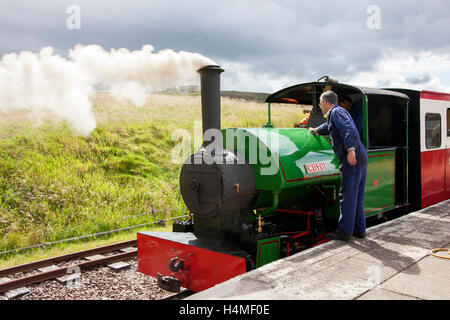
[218, 60, 298, 93]
[1, 1, 450, 93]
[405, 74, 433, 85]
[344, 50, 450, 92]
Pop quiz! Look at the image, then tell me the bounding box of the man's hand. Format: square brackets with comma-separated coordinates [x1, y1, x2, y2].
[309, 127, 319, 135]
[347, 150, 357, 166]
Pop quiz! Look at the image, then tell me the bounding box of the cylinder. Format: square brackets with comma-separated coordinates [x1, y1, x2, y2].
[197, 65, 224, 146]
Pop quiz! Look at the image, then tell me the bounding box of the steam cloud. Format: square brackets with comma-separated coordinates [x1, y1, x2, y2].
[0, 44, 215, 136]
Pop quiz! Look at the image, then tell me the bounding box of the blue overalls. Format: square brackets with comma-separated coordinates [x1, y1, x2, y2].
[316, 105, 368, 235]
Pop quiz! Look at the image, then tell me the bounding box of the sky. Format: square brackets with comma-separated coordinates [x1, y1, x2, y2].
[1, 0, 450, 93]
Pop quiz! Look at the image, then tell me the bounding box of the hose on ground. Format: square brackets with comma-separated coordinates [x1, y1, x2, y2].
[430, 248, 450, 260]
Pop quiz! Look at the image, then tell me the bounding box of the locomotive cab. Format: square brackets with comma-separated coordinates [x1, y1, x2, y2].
[266, 82, 411, 217]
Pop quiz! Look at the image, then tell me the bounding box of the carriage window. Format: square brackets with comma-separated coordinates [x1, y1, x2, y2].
[447, 109, 450, 136]
[425, 113, 441, 148]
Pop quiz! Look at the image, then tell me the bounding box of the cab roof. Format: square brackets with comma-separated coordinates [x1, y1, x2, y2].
[265, 82, 410, 105]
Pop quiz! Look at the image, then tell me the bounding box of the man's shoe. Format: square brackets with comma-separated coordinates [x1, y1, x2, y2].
[353, 232, 366, 239]
[327, 230, 351, 241]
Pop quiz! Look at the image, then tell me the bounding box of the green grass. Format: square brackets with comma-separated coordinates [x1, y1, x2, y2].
[0, 92, 302, 264]
[0, 224, 172, 269]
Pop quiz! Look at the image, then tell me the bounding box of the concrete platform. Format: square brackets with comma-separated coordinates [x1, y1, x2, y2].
[187, 200, 450, 300]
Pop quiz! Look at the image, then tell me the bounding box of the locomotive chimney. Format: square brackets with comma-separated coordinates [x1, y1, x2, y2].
[197, 65, 224, 146]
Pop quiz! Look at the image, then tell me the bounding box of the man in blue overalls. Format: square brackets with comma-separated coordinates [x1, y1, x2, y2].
[310, 91, 368, 241]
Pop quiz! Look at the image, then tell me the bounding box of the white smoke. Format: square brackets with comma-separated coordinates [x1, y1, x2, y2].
[70, 44, 215, 105]
[0, 44, 215, 136]
[0, 47, 95, 136]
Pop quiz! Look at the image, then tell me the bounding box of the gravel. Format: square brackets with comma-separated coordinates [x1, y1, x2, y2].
[3, 258, 172, 300]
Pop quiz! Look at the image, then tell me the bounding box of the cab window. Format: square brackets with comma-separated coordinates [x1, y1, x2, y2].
[367, 95, 407, 149]
[425, 113, 441, 148]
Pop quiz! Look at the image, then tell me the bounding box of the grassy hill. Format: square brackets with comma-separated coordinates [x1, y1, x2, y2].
[220, 91, 270, 103]
[0, 92, 303, 258]
[160, 90, 270, 103]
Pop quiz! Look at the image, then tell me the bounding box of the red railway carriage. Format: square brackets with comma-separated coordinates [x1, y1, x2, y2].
[419, 91, 450, 207]
[389, 89, 450, 210]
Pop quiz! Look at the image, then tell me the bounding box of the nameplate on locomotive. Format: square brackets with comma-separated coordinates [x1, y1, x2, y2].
[304, 162, 327, 174]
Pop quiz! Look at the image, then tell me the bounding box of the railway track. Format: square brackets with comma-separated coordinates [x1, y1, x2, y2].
[0, 239, 195, 300]
[0, 240, 137, 296]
